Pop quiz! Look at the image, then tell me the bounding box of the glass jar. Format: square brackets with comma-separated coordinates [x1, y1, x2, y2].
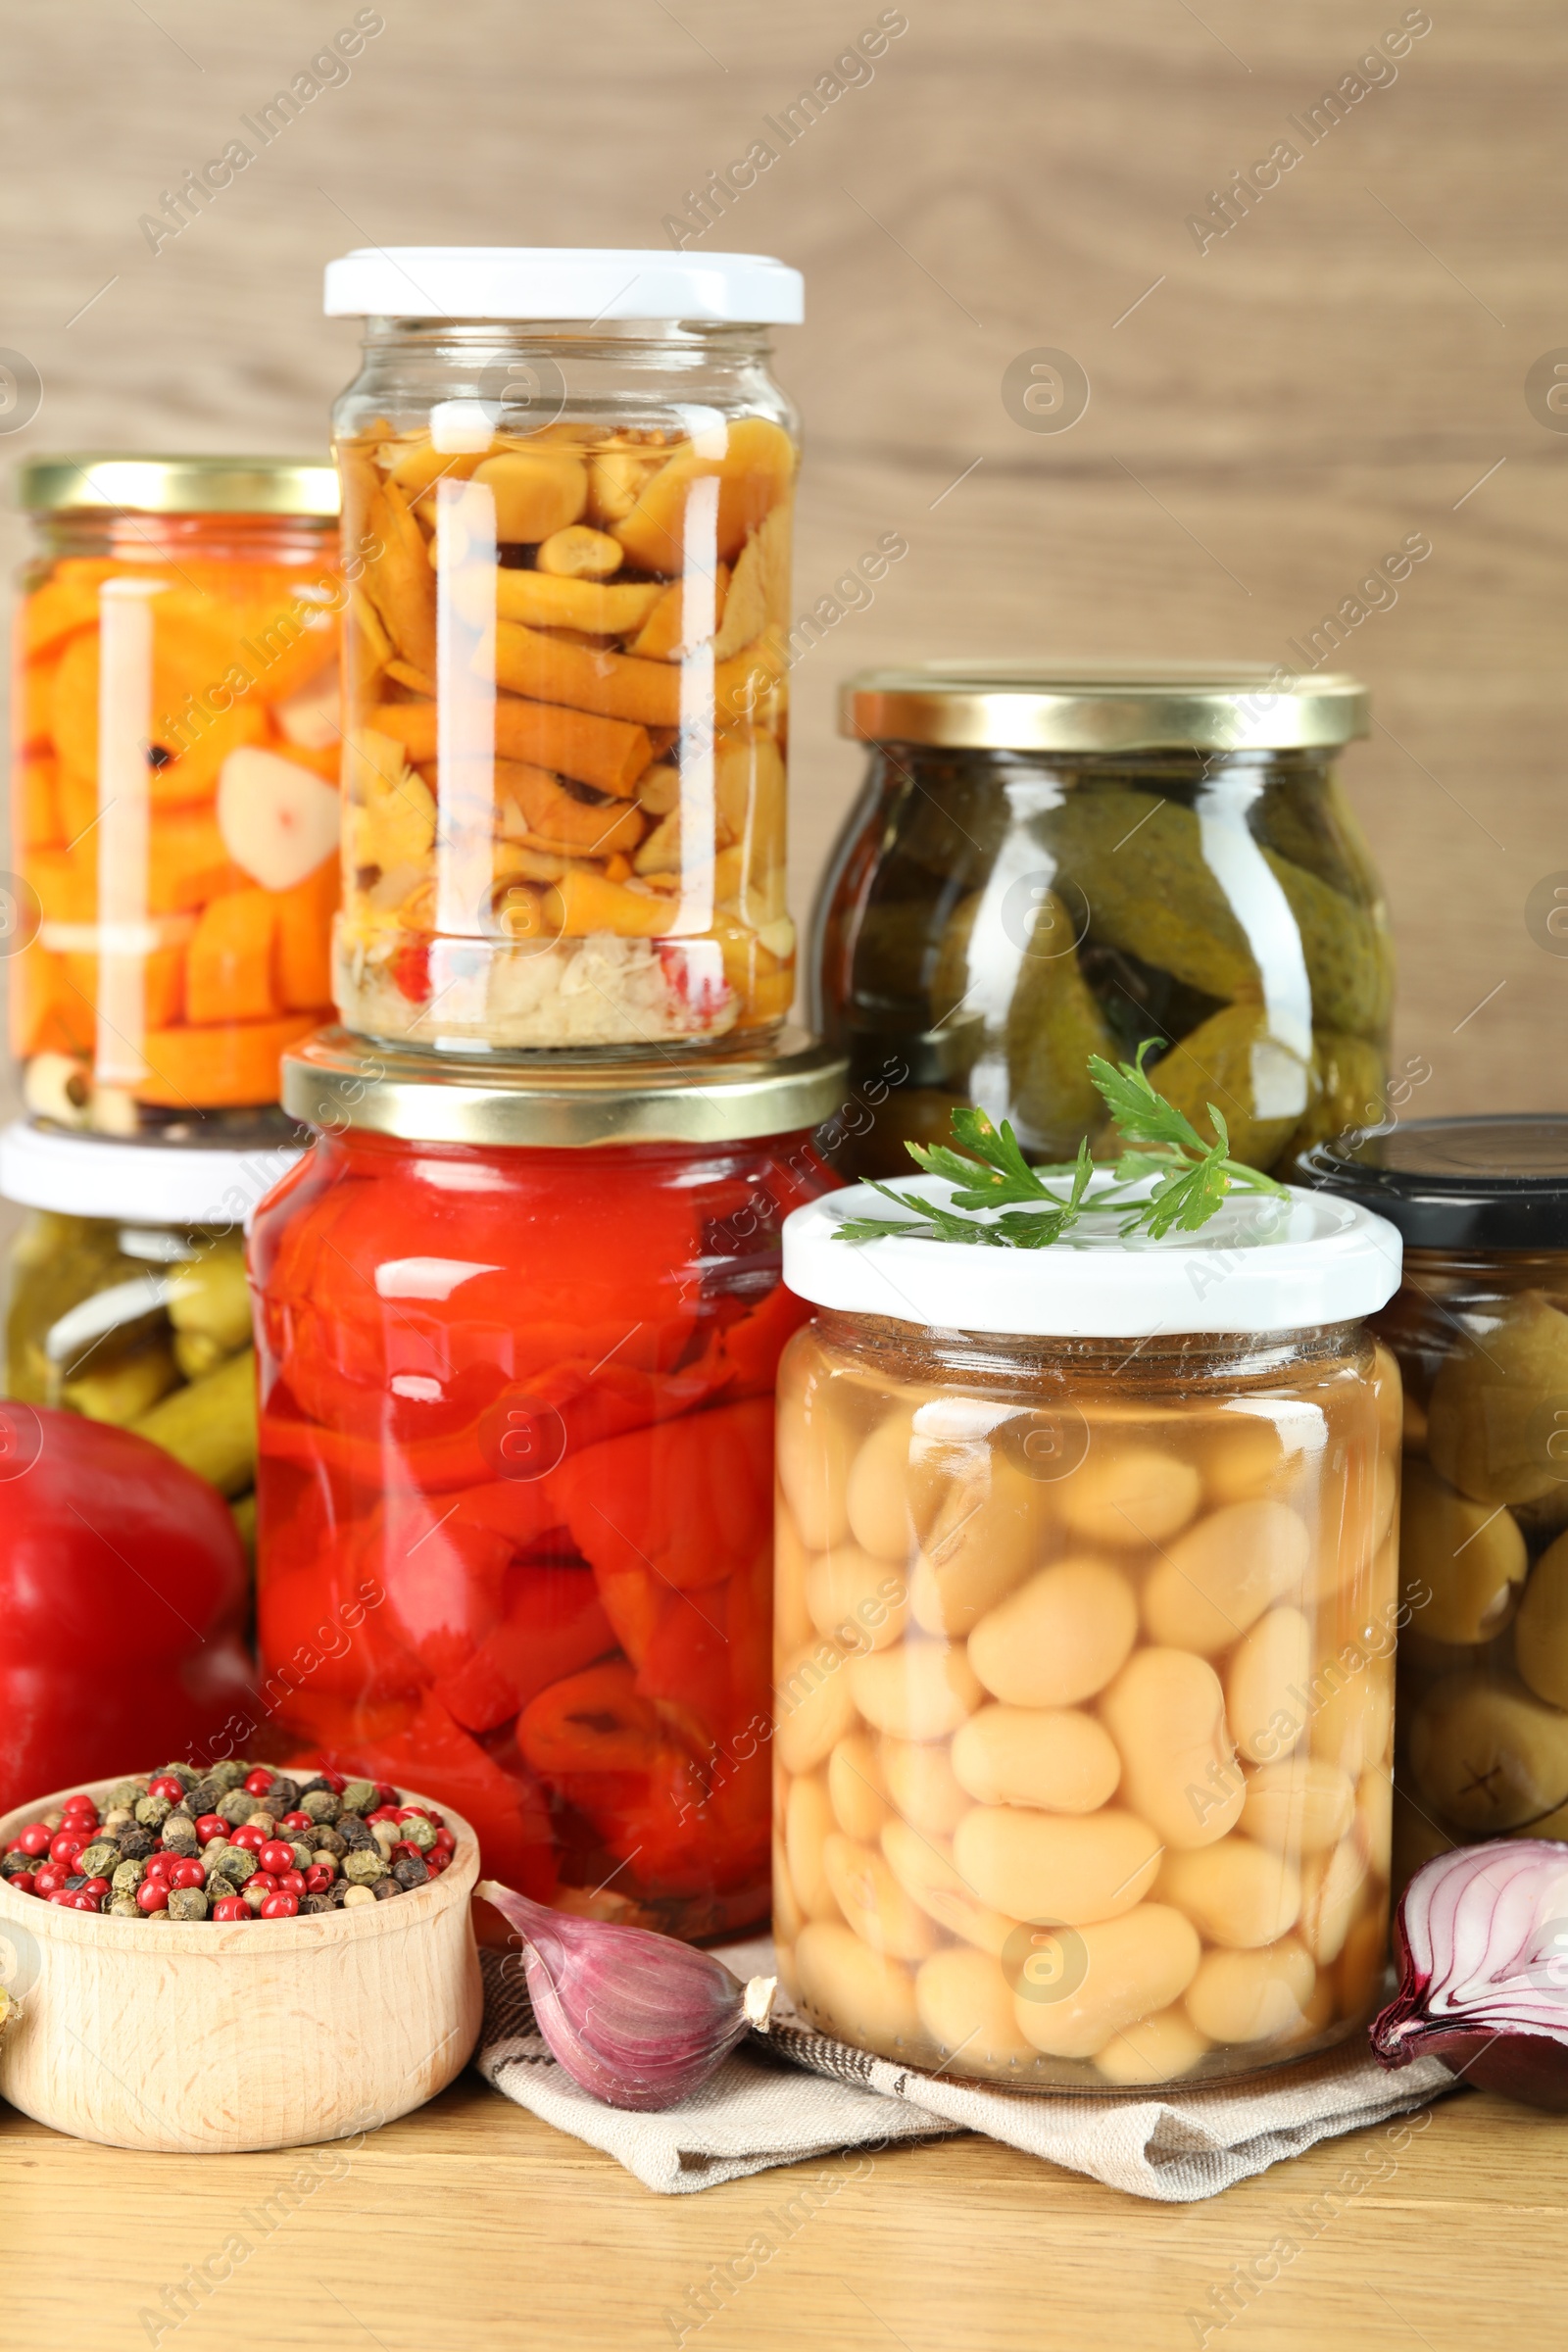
[772, 1173, 1402, 2087]
[812, 665, 1391, 1181]
[251, 1028, 843, 1937]
[10, 456, 344, 1140]
[323, 246, 802, 1054]
[0, 1122, 299, 1550]
[1298, 1118, 1568, 1895]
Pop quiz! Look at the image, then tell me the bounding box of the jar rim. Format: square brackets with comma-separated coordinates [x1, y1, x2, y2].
[841, 662, 1369, 752]
[0, 1120, 302, 1225]
[15, 456, 339, 517]
[323, 247, 805, 325]
[1297, 1114, 1568, 1250]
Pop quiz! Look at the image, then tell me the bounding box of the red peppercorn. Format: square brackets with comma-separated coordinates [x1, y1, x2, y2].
[31, 1863, 67, 1895]
[48, 1830, 85, 1866]
[145, 1852, 176, 1879]
[147, 1776, 184, 1804]
[245, 1872, 278, 1896]
[433, 1827, 455, 1851]
[47, 1889, 76, 1907]
[231, 1826, 267, 1853]
[135, 1880, 170, 1913]
[279, 1811, 312, 1834]
[169, 1859, 206, 1889]
[195, 1813, 226, 1843]
[212, 1897, 250, 1922]
[375, 1784, 398, 1807]
[260, 1892, 299, 1919]
[62, 1800, 99, 1825]
[367, 1806, 400, 1826]
[243, 1769, 274, 1796]
[17, 1823, 50, 1856]
[305, 1863, 334, 1893]
[78, 1876, 111, 1899]
[425, 1849, 449, 1875]
[319, 1768, 347, 1793]
[276, 1869, 307, 1897]
[391, 1839, 418, 1861]
[10, 1871, 36, 1897]
[258, 1839, 293, 1875]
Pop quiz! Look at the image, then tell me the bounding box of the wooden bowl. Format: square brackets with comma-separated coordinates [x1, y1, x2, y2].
[0, 1776, 483, 2153]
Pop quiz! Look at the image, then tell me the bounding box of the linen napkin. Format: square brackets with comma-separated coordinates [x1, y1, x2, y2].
[473, 1939, 1457, 2200]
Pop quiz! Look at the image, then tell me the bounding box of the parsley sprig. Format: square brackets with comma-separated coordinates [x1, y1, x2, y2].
[833, 1042, 1288, 1250]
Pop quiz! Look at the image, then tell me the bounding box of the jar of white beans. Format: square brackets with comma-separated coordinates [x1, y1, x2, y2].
[771, 1177, 1404, 2089]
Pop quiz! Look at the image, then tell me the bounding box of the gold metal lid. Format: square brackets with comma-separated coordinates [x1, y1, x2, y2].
[16, 455, 339, 517]
[841, 662, 1370, 753]
[283, 1029, 849, 1149]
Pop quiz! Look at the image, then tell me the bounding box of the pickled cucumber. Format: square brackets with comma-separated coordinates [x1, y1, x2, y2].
[1278, 1031, 1388, 1166]
[6, 1214, 141, 1403]
[129, 1347, 258, 1497]
[1426, 1290, 1568, 1506]
[932, 886, 1114, 1157]
[1148, 1003, 1312, 1168]
[62, 1339, 180, 1427]
[165, 1243, 253, 1353]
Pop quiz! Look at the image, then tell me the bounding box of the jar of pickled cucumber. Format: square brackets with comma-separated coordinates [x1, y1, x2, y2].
[252, 1027, 843, 1934]
[0, 1122, 300, 1551]
[322, 246, 802, 1054]
[11, 455, 343, 1139]
[772, 1173, 1403, 2087]
[813, 665, 1391, 1181]
[1298, 1118, 1568, 1894]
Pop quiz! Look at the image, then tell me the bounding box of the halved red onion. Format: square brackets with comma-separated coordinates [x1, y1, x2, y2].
[1371, 1839, 1568, 2110]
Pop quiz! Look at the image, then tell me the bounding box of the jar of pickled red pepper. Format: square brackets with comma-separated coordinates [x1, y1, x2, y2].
[251, 1028, 844, 1938]
[772, 1174, 1402, 2086]
[813, 665, 1390, 1180]
[321, 246, 801, 1054]
[10, 456, 345, 1139]
[0, 1120, 299, 1548]
[1298, 1118, 1568, 1894]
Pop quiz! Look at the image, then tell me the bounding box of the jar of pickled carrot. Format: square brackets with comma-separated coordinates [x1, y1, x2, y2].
[11, 456, 345, 1140]
[773, 1176, 1403, 2087]
[252, 1028, 844, 1938]
[322, 246, 802, 1054]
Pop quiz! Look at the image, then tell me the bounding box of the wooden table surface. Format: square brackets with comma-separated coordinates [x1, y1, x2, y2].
[3, 2070, 1563, 2351]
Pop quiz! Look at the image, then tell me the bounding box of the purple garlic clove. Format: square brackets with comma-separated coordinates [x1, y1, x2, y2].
[478, 1880, 777, 2111]
[1371, 1838, 1568, 2112]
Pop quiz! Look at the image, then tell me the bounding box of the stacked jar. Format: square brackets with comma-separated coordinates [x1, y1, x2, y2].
[244, 248, 845, 1934]
[3, 455, 342, 1530]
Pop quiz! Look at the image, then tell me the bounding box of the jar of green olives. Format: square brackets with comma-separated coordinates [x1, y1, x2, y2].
[812, 665, 1391, 1181]
[1298, 1118, 1568, 1891]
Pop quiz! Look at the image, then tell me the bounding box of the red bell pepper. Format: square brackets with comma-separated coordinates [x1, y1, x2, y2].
[0, 1405, 255, 1814]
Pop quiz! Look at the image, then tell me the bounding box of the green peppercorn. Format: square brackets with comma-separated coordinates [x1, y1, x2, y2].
[167, 1886, 209, 1921]
[217, 1789, 252, 1827]
[0, 1852, 34, 1881]
[339, 1780, 377, 1817]
[110, 1858, 145, 1893]
[400, 1816, 437, 1854]
[108, 1897, 140, 1919]
[107, 1778, 145, 1809]
[77, 1841, 119, 1879]
[218, 1845, 258, 1885]
[162, 1819, 199, 1858]
[343, 1850, 384, 1886]
[134, 1795, 172, 1830]
[158, 1762, 198, 1789]
[301, 1789, 341, 1825]
[287, 1840, 312, 1873]
[209, 1761, 246, 1791]
[206, 1875, 239, 1904]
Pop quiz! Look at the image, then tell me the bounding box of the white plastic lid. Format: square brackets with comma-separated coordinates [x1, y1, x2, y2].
[0, 1121, 303, 1229]
[783, 1176, 1402, 1339]
[323, 247, 804, 324]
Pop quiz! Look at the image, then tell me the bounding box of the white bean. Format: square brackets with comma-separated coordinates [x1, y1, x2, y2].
[849, 1639, 982, 1740]
[785, 1774, 842, 1924]
[954, 1805, 1162, 1926]
[1058, 1446, 1200, 1549]
[1355, 1763, 1393, 1875]
[821, 1837, 939, 1962]
[968, 1560, 1138, 1708]
[1198, 1412, 1291, 1506]
[828, 1733, 889, 1842]
[1308, 1664, 1394, 1782]
[1226, 1605, 1312, 1764]
[1185, 1937, 1315, 2042]
[772, 1830, 803, 1946]
[775, 1638, 858, 1774]
[845, 1410, 918, 1562]
[1100, 1646, 1245, 1851]
[774, 1494, 813, 1654]
[1013, 1904, 1201, 2060]
[1157, 1836, 1301, 1948]
[1142, 1500, 1309, 1654]
[794, 1921, 923, 2057]
[776, 1382, 858, 1553]
[1241, 1759, 1355, 1856]
[881, 1819, 1017, 1957]
[916, 1946, 1038, 2070]
[1093, 2005, 1211, 2086]
[1298, 1834, 1370, 1965]
[909, 1456, 1046, 1636]
[806, 1545, 909, 1653]
[951, 1704, 1121, 1814]
[879, 1736, 971, 1836]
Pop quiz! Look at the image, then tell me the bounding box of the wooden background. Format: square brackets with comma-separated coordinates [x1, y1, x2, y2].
[2, 0, 1566, 1187]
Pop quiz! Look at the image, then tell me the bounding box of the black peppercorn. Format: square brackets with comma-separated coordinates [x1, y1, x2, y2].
[338, 1816, 374, 1851]
[310, 1824, 348, 1858]
[370, 1876, 400, 1900]
[119, 1827, 155, 1861]
[300, 1892, 335, 1916]
[267, 1778, 301, 1815]
[391, 1856, 429, 1890]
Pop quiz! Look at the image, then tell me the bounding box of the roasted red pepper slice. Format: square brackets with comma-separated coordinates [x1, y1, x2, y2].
[327, 1688, 558, 1899]
[434, 1563, 614, 1733]
[561, 1396, 772, 1595]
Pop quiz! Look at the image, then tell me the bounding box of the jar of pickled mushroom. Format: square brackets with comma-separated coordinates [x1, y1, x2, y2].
[812, 664, 1390, 1181]
[772, 1174, 1403, 2086]
[11, 455, 344, 1139]
[251, 1027, 844, 1936]
[321, 246, 802, 1054]
[0, 1120, 299, 1548]
[1298, 1118, 1568, 1894]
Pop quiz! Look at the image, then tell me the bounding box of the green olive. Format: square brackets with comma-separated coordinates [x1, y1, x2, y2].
[1515, 1530, 1568, 1710]
[1426, 1290, 1568, 1505]
[1397, 1458, 1526, 1644]
[1406, 1670, 1568, 1834]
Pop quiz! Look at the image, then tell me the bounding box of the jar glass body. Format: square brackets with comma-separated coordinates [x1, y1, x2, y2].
[4, 1208, 258, 1531]
[1375, 1246, 1568, 1888]
[331, 320, 797, 1054]
[811, 744, 1392, 1180]
[11, 510, 342, 1137]
[251, 1120, 835, 1938]
[772, 1309, 1398, 2088]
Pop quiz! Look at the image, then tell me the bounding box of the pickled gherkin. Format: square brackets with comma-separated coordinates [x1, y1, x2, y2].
[131, 1347, 257, 1498]
[1145, 1003, 1311, 1170]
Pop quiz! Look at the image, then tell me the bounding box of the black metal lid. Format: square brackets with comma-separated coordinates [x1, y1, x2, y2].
[1295, 1115, 1568, 1251]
